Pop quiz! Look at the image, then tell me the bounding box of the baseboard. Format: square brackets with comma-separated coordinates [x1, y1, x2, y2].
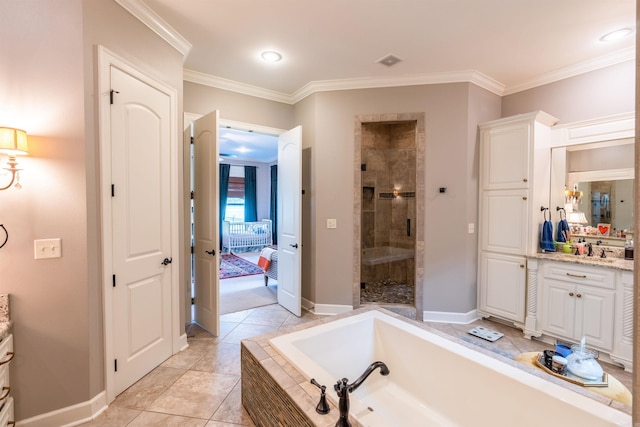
[423, 309, 479, 324]
[309, 302, 353, 316]
[17, 391, 107, 427]
[176, 332, 188, 352]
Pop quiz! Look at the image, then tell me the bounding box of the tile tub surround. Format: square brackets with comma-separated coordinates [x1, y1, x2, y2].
[241, 306, 631, 427]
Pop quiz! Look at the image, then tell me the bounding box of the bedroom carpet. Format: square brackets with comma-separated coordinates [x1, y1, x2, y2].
[220, 253, 264, 279]
[220, 275, 277, 314]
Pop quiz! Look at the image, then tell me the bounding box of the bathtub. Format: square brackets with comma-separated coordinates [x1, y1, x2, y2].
[268, 309, 631, 427]
[361, 246, 414, 265]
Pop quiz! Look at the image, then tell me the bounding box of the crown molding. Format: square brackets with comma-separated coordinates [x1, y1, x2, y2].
[115, 0, 192, 57]
[184, 69, 293, 104]
[290, 70, 505, 103]
[503, 46, 635, 96]
[186, 47, 633, 103]
[186, 68, 506, 105]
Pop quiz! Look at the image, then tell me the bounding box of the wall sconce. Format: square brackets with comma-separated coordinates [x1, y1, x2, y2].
[564, 184, 583, 205]
[0, 127, 28, 190]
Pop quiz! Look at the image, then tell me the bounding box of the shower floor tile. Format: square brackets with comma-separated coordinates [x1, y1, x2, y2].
[360, 279, 414, 304]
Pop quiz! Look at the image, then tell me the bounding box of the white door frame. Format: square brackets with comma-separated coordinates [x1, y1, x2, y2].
[183, 112, 285, 324]
[99, 46, 185, 403]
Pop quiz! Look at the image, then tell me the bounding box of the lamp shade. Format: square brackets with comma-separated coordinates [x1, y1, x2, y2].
[0, 127, 28, 155]
[566, 211, 588, 225]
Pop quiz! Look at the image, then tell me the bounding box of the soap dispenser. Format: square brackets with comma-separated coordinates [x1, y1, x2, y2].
[625, 238, 634, 260]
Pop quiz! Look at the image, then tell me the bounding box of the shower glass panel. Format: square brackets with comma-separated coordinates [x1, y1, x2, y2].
[360, 121, 416, 305]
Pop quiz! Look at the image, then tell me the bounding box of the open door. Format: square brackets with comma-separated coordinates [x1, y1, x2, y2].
[277, 126, 302, 316]
[193, 111, 220, 335]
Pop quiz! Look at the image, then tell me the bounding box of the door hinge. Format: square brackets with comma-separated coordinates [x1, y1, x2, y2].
[190, 246, 194, 254]
[114, 359, 118, 372]
[190, 136, 194, 144]
[111, 184, 115, 197]
[302, 189, 306, 195]
[110, 89, 119, 105]
[191, 297, 195, 305]
[112, 274, 116, 287]
[190, 191, 194, 200]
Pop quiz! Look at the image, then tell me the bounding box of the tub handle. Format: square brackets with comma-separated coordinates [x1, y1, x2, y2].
[310, 379, 330, 415]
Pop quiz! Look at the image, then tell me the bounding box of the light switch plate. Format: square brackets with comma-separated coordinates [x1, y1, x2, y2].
[34, 238, 62, 259]
[327, 219, 337, 229]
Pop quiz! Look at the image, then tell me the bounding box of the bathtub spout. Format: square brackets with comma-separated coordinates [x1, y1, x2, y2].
[334, 361, 389, 427]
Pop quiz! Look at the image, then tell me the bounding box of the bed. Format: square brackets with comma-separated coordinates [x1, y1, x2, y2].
[222, 219, 273, 253]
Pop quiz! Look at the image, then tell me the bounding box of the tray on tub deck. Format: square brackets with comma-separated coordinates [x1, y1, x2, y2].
[534, 353, 608, 387]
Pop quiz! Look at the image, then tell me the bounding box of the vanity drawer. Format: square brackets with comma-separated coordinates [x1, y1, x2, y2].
[0, 335, 13, 370]
[0, 396, 13, 427]
[543, 262, 615, 289]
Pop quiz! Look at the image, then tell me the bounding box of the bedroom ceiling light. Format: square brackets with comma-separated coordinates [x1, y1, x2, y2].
[600, 27, 633, 42]
[261, 50, 282, 63]
[0, 127, 28, 190]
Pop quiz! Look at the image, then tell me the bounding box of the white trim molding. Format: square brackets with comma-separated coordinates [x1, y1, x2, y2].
[423, 309, 479, 324]
[503, 47, 635, 96]
[16, 392, 107, 427]
[115, 0, 192, 56]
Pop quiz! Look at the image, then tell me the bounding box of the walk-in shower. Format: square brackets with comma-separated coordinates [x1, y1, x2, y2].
[354, 113, 425, 319]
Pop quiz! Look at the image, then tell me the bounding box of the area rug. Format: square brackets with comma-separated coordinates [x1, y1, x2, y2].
[220, 283, 277, 314]
[220, 253, 264, 279]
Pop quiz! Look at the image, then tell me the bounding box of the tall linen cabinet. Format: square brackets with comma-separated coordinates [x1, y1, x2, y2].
[477, 111, 558, 327]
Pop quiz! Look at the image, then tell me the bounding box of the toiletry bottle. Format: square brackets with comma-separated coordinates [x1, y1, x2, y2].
[625, 238, 634, 260]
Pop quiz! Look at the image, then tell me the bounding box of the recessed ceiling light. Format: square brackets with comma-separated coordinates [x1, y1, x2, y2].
[261, 50, 282, 63]
[600, 28, 633, 42]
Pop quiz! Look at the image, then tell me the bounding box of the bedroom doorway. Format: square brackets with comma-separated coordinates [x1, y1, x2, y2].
[187, 114, 302, 323]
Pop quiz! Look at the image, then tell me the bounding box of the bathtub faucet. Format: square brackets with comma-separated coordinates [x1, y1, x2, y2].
[334, 361, 390, 427]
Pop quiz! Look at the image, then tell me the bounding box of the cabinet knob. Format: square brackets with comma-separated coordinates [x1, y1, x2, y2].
[523, 178, 528, 183]
[569, 292, 574, 297]
[576, 293, 582, 298]
[519, 264, 525, 268]
[522, 196, 527, 201]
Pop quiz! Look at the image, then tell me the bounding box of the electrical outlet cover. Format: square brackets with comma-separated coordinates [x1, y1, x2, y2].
[468, 326, 503, 342]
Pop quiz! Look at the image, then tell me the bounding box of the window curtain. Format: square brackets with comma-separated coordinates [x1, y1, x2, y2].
[244, 166, 258, 222]
[270, 165, 277, 245]
[219, 163, 230, 249]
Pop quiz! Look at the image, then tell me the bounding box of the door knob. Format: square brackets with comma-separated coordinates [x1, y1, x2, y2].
[205, 249, 216, 256]
[161, 257, 172, 266]
[290, 243, 299, 249]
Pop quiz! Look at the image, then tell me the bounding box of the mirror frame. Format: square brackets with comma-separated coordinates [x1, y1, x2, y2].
[550, 113, 635, 238]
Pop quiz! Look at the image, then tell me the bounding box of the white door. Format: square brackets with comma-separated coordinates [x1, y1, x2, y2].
[110, 66, 173, 395]
[193, 111, 220, 335]
[277, 126, 302, 316]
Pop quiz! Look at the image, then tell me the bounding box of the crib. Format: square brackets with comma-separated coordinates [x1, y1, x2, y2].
[222, 219, 273, 253]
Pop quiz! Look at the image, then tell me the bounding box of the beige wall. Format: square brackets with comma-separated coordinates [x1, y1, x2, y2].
[305, 84, 501, 312]
[184, 82, 294, 130]
[502, 61, 635, 124]
[1, 0, 185, 420]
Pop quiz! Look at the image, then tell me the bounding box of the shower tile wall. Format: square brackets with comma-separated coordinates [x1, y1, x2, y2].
[361, 122, 416, 286]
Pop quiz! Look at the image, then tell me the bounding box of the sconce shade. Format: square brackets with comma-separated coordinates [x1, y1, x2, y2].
[566, 211, 588, 225]
[0, 127, 28, 155]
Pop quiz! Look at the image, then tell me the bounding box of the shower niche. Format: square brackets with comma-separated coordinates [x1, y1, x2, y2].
[355, 114, 424, 317]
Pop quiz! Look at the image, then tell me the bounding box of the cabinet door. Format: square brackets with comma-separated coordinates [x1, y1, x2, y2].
[479, 252, 526, 322]
[481, 122, 531, 190]
[575, 286, 615, 351]
[540, 279, 575, 340]
[481, 190, 529, 254]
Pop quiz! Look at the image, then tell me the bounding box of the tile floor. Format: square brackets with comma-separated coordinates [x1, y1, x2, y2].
[82, 305, 632, 426]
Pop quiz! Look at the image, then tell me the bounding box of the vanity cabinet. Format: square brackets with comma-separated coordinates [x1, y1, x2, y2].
[539, 262, 615, 351]
[0, 334, 13, 426]
[611, 271, 633, 370]
[478, 111, 557, 325]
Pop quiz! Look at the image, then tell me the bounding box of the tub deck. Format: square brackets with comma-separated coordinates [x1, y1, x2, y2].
[241, 307, 631, 427]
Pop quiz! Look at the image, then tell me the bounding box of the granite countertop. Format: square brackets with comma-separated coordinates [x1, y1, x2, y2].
[0, 294, 11, 341]
[528, 252, 634, 271]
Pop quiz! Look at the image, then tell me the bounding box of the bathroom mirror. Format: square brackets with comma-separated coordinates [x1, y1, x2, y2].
[550, 136, 634, 246]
